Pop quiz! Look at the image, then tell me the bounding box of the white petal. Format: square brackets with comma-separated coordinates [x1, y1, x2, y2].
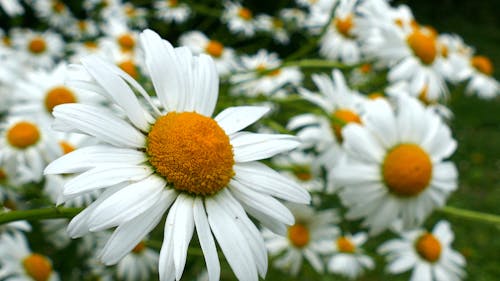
[193, 197, 220, 281]
[99, 190, 175, 265]
[231, 132, 300, 162]
[342, 124, 385, 163]
[205, 197, 258, 281]
[233, 162, 310, 204]
[192, 54, 219, 116]
[45, 145, 147, 175]
[215, 106, 270, 135]
[172, 194, 195, 281]
[81, 55, 152, 131]
[88, 175, 166, 231]
[52, 104, 145, 148]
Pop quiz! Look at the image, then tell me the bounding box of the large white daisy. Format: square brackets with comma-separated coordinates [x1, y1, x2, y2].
[45, 29, 310, 281]
[333, 95, 458, 234]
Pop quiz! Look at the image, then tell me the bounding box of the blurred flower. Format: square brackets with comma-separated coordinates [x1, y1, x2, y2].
[154, 0, 191, 24]
[222, 1, 257, 37]
[116, 241, 159, 281]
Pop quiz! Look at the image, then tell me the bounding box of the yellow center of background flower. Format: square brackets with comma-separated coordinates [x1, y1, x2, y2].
[45, 86, 77, 113]
[147, 112, 234, 196]
[118, 60, 139, 79]
[415, 233, 441, 262]
[117, 34, 135, 51]
[132, 241, 146, 254]
[471, 56, 493, 76]
[292, 166, 313, 181]
[22, 253, 52, 281]
[205, 40, 224, 58]
[59, 141, 75, 155]
[238, 8, 252, 20]
[28, 37, 47, 54]
[7, 122, 40, 149]
[334, 15, 354, 38]
[331, 109, 362, 142]
[336, 237, 355, 253]
[407, 30, 437, 65]
[383, 144, 432, 197]
[288, 223, 310, 248]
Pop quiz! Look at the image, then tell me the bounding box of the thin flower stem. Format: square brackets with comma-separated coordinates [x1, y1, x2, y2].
[0, 207, 83, 225]
[439, 206, 500, 226]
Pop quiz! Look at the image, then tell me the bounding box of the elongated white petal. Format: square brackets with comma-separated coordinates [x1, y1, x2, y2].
[99, 190, 175, 265]
[159, 192, 180, 281]
[231, 132, 300, 162]
[45, 145, 147, 175]
[233, 162, 310, 204]
[215, 106, 270, 135]
[88, 175, 166, 231]
[81, 55, 152, 131]
[206, 196, 258, 281]
[52, 104, 145, 148]
[63, 165, 152, 199]
[192, 54, 218, 116]
[172, 194, 195, 281]
[229, 180, 294, 225]
[193, 197, 220, 281]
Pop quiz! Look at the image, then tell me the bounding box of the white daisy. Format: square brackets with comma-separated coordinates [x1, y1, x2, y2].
[317, 232, 374, 279]
[319, 0, 362, 64]
[230, 49, 303, 97]
[333, 95, 458, 234]
[0, 0, 24, 16]
[11, 28, 64, 69]
[179, 31, 237, 76]
[116, 241, 159, 281]
[44, 29, 310, 281]
[465, 55, 499, 99]
[378, 220, 466, 281]
[154, 0, 191, 24]
[255, 14, 290, 44]
[0, 117, 60, 184]
[222, 1, 257, 37]
[0, 232, 59, 281]
[31, 0, 75, 29]
[263, 204, 339, 276]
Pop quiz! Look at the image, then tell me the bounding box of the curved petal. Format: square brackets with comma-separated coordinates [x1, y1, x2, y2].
[215, 106, 270, 135]
[231, 132, 300, 162]
[193, 197, 220, 281]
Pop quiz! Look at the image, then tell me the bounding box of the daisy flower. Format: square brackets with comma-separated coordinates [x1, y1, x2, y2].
[31, 0, 75, 29]
[0, 117, 60, 184]
[61, 18, 100, 40]
[333, 95, 458, 234]
[11, 28, 64, 69]
[116, 241, 159, 281]
[263, 204, 339, 276]
[154, 0, 191, 24]
[100, 18, 141, 55]
[378, 220, 466, 281]
[465, 55, 499, 99]
[44, 29, 310, 281]
[230, 49, 303, 97]
[0, 0, 24, 16]
[319, 0, 363, 64]
[317, 232, 374, 279]
[255, 14, 290, 44]
[11, 63, 104, 123]
[222, 1, 257, 37]
[179, 31, 237, 76]
[279, 8, 307, 29]
[0, 232, 59, 281]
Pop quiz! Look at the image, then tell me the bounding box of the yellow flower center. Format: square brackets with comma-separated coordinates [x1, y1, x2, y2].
[256, 65, 281, 77]
[45, 86, 77, 113]
[331, 109, 362, 142]
[168, 0, 178, 7]
[336, 237, 355, 253]
[382, 144, 432, 197]
[359, 63, 372, 74]
[415, 233, 441, 262]
[52, 1, 65, 13]
[117, 34, 135, 52]
[118, 60, 139, 79]
[132, 241, 146, 254]
[7, 122, 41, 149]
[84, 41, 98, 49]
[205, 40, 224, 58]
[238, 7, 252, 20]
[28, 37, 47, 54]
[272, 18, 284, 29]
[22, 254, 52, 281]
[368, 92, 384, 100]
[407, 29, 437, 65]
[77, 21, 88, 31]
[147, 112, 234, 196]
[59, 141, 75, 155]
[471, 56, 493, 76]
[292, 166, 313, 181]
[334, 15, 354, 38]
[288, 223, 310, 248]
[0, 168, 6, 181]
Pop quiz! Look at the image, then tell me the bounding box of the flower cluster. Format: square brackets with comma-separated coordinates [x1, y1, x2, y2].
[0, 0, 497, 281]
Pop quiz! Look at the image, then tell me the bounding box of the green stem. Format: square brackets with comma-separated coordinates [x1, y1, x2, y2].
[0, 207, 83, 225]
[439, 206, 500, 225]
